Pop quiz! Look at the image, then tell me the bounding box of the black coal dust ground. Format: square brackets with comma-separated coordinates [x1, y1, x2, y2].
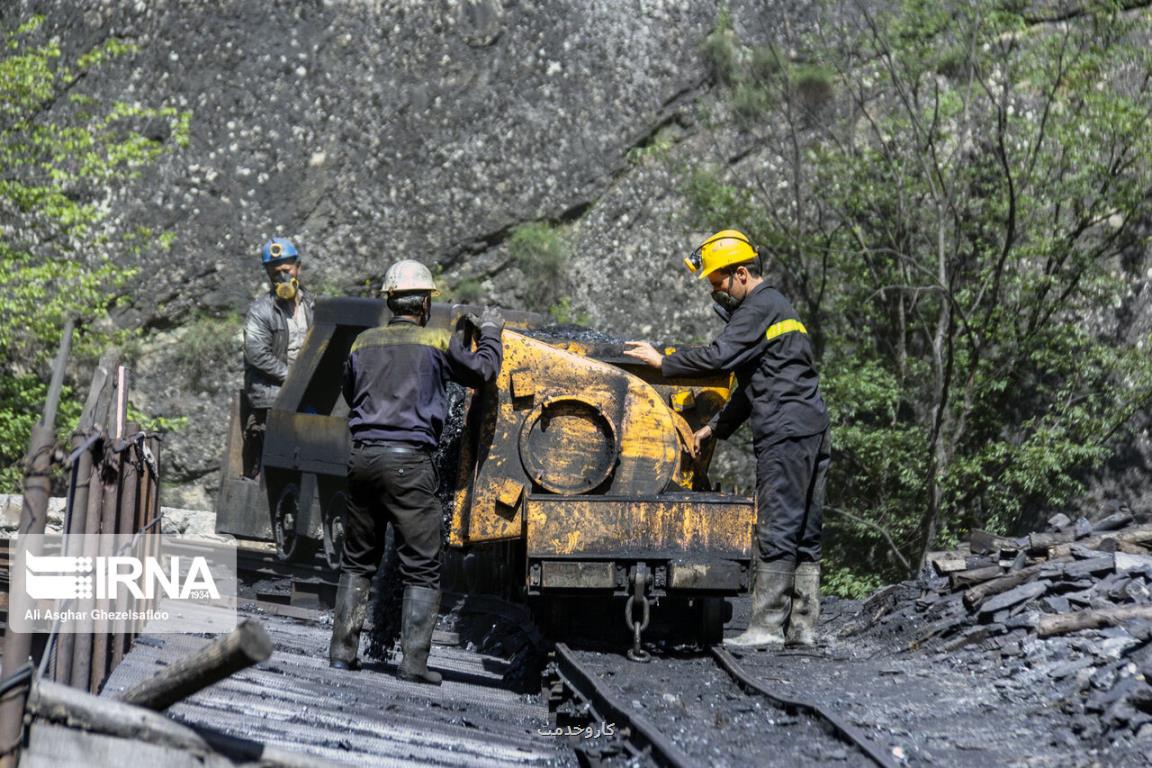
[557, 591, 1148, 768]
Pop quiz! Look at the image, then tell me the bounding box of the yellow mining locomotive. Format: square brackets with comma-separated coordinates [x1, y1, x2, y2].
[216, 297, 755, 648]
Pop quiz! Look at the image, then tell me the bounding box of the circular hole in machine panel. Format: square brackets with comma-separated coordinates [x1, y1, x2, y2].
[519, 397, 618, 494]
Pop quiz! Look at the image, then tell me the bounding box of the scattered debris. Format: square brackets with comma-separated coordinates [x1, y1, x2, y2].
[840, 509, 1152, 750]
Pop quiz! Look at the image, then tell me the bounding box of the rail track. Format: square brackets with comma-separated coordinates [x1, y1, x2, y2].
[4, 541, 898, 768]
[233, 545, 898, 768]
[550, 642, 899, 768]
[97, 600, 573, 767]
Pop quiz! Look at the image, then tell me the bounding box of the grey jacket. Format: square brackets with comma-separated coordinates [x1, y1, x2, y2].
[243, 288, 315, 409]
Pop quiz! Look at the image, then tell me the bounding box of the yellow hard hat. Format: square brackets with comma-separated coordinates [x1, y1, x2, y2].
[383, 259, 440, 295]
[684, 229, 757, 278]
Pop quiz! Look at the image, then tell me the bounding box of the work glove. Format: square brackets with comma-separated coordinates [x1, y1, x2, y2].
[479, 306, 505, 332]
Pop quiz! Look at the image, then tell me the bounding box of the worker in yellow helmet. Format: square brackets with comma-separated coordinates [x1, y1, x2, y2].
[624, 229, 830, 649]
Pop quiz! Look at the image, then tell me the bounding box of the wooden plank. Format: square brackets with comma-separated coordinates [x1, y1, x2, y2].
[962, 556, 1071, 610]
[1092, 511, 1134, 532]
[949, 565, 1005, 590]
[30, 680, 212, 753]
[927, 552, 967, 575]
[1037, 606, 1152, 638]
[23, 722, 229, 768]
[118, 619, 273, 711]
[1048, 524, 1152, 559]
[969, 529, 1021, 556]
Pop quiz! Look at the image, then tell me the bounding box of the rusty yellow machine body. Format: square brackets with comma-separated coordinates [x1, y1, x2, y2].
[450, 331, 755, 602]
[216, 297, 755, 646]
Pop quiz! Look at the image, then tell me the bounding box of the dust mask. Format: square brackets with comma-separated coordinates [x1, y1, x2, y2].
[273, 272, 298, 301]
[711, 289, 742, 315]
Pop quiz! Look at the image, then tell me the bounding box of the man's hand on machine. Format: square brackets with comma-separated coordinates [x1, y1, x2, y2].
[479, 306, 505, 332]
[622, 341, 663, 368]
[692, 425, 713, 457]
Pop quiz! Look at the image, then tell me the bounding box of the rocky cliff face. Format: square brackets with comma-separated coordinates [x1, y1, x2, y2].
[7, 0, 799, 507]
[5, 0, 1150, 513]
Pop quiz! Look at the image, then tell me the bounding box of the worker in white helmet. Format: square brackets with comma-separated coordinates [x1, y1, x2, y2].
[328, 260, 503, 684]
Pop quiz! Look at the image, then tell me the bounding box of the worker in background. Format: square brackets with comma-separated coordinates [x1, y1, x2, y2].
[329, 260, 503, 683]
[242, 237, 314, 479]
[623, 230, 830, 649]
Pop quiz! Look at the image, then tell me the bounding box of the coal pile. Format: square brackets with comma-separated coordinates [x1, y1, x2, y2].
[840, 509, 1152, 750]
[434, 382, 468, 533]
[522, 324, 628, 345]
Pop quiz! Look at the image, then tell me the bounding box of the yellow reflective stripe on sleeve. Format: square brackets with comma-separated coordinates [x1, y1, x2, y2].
[351, 325, 450, 353]
[765, 319, 807, 341]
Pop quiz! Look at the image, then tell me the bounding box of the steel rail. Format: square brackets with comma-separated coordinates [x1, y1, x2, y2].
[710, 646, 899, 768]
[553, 643, 696, 768]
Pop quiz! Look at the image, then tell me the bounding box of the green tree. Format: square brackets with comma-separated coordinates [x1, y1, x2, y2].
[509, 221, 583, 322]
[0, 17, 189, 489]
[691, 2, 1152, 587]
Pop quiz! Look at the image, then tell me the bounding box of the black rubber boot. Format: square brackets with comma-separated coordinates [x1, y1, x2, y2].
[724, 562, 795, 649]
[786, 562, 821, 647]
[397, 585, 442, 685]
[329, 572, 371, 669]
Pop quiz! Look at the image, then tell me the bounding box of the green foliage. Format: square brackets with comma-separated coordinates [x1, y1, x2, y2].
[447, 278, 486, 304]
[693, 1, 1152, 592]
[683, 169, 758, 231]
[699, 18, 836, 125]
[700, 8, 739, 85]
[547, 296, 590, 325]
[169, 313, 243, 394]
[125, 404, 188, 437]
[626, 125, 677, 165]
[822, 561, 885, 601]
[789, 63, 836, 112]
[509, 221, 571, 314]
[731, 83, 774, 125]
[0, 16, 190, 491]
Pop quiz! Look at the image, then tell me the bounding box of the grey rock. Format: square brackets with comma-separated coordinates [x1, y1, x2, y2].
[1048, 657, 1096, 680]
[0, 494, 66, 534]
[0, 494, 214, 536]
[1005, 611, 1040, 631]
[1100, 626, 1136, 640]
[1116, 553, 1152, 575]
[1091, 665, 1119, 691]
[1096, 635, 1142, 663]
[1093, 510, 1134, 532]
[1075, 517, 1095, 539]
[979, 581, 1049, 618]
[1064, 556, 1115, 580]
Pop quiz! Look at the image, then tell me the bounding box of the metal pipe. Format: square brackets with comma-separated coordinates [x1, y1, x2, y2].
[89, 450, 120, 693]
[111, 427, 141, 669]
[40, 319, 74, 433]
[70, 459, 103, 691]
[143, 436, 163, 636]
[114, 365, 127, 440]
[51, 441, 92, 686]
[0, 321, 73, 760]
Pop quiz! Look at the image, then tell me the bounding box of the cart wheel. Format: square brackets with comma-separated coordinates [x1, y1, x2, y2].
[273, 482, 318, 562]
[322, 490, 347, 571]
[697, 597, 727, 646]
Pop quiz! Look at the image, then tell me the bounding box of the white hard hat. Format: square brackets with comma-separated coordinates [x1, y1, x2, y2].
[382, 260, 439, 295]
